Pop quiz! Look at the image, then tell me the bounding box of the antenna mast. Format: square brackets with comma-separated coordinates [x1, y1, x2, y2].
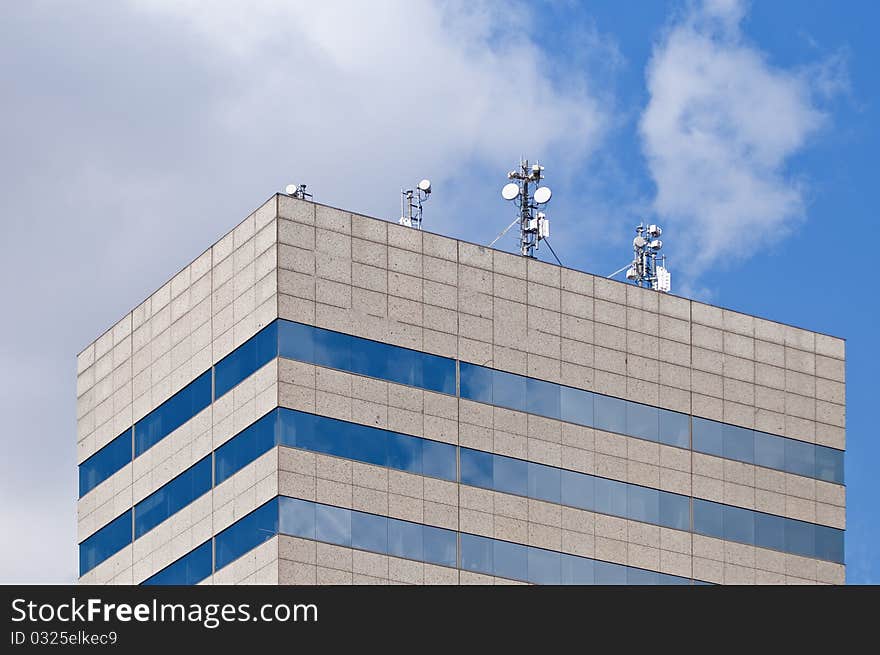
[492, 158, 553, 259]
[399, 179, 432, 230]
[284, 183, 313, 201]
[608, 223, 671, 293]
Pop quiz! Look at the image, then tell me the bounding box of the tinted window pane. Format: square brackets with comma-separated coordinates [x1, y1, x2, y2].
[312, 326, 352, 371]
[528, 462, 561, 504]
[215, 410, 277, 484]
[385, 344, 424, 388]
[723, 504, 755, 544]
[214, 322, 278, 398]
[594, 477, 628, 518]
[79, 429, 132, 497]
[693, 499, 723, 538]
[785, 439, 816, 478]
[460, 448, 493, 488]
[754, 432, 785, 471]
[754, 513, 785, 552]
[278, 320, 315, 362]
[493, 369, 527, 411]
[351, 511, 388, 554]
[815, 445, 844, 484]
[350, 338, 393, 381]
[493, 539, 527, 580]
[388, 518, 423, 561]
[143, 540, 212, 585]
[215, 499, 278, 570]
[135, 370, 212, 456]
[626, 401, 659, 442]
[561, 386, 594, 427]
[315, 504, 351, 547]
[722, 424, 755, 464]
[297, 414, 351, 460]
[692, 417, 723, 457]
[494, 455, 528, 496]
[659, 491, 690, 531]
[561, 554, 594, 584]
[461, 533, 493, 575]
[80, 510, 133, 575]
[135, 456, 211, 538]
[459, 363, 493, 404]
[423, 525, 457, 567]
[528, 548, 561, 584]
[785, 519, 815, 558]
[422, 439, 456, 481]
[279, 497, 316, 539]
[814, 525, 844, 564]
[420, 351, 456, 395]
[387, 432, 421, 474]
[561, 470, 594, 511]
[527, 377, 561, 420]
[627, 485, 660, 524]
[345, 419, 386, 467]
[594, 560, 627, 585]
[659, 409, 689, 448]
[627, 567, 660, 585]
[595, 395, 626, 434]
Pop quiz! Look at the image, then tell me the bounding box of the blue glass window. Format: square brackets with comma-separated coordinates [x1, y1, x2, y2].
[626, 401, 659, 442]
[722, 423, 755, 464]
[419, 351, 457, 396]
[754, 432, 786, 471]
[594, 560, 627, 585]
[214, 322, 278, 399]
[351, 511, 388, 553]
[312, 325, 353, 371]
[627, 485, 660, 525]
[528, 547, 561, 584]
[594, 477, 628, 518]
[595, 395, 626, 435]
[493, 369, 527, 411]
[279, 497, 316, 539]
[460, 448, 493, 488]
[659, 409, 689, 448]
[561, 469, 594, 511]
[723, 504, 755, 544]
[422, 440, 456, 481]
[215, 410, 277, 484]
[785, 518, 815, 558]
[815, 445, 844, 485]
[423, 525, 457, 567]
[79, 430, 132, 497]
[527, 377, 561, 420]
[560, 386, 594, 427]
[143, 540, 212, 585]
[755, 512, 784, 551]
[135, 370, 212, 456]
[388, 517, 423, 561]
[692, 417, 723, 458]
[627, 567, 660, 585]
[79, 510, 132, 575]
[693, 499, 723, 539]
[135, 456, 211, 538]
[814, 524, 844, 564]
[461, 533, 493, 575]
[277, 320, 315, 362]
[387, 432, 421, 474]
[785, 439, 816, 478]
[528, 462, 561, 504]
[561, 553, 594, 584]
[659, 491, 690, 531]
[459, 362, 493, 404]
[494, 454, 528, 496]
[277, 408, 315, 451]
[492, 539, 527, 580]
[316, 504, 351, 547]
[214, 498, 278, 570]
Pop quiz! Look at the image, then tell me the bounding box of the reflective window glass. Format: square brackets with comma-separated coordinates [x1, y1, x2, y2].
[561, 470, 594, 511]
[143, 540, 212, 585]
[493, 369, 527, 411]
[722, 423, 755, 464]
[785, 439, 816, 478]
[214, 322, 277, 399]
[315, 504, 351, 547]
[459, 363, 493, 404]
[79, 429, 132, 497]
[387, 432, 421, 474]
[693, 499, 723, 538]
[626, 401, 659, 442]
[279, 497, 316, 539]
[135, 370, 212, 456]
[351, 510, 388, 554]
[561, 553, 594, 584]
[815, 445, 844, 484]
[754, 512, 784, 552]
[135, 456, 211, 538]
[692, 417, 723, 457]
[350, 338, 394, 382]
[494, 454, 528, 496]
[311, 326, 352, 371]
[527, 377, 561, 420]
[814, 524, 844, 564]
[460, 448, 493, 488]
[784, 519, 815, 558]
[493, 539, 527, 581]
[594, 560, 627, 584]
[627, 567, 660, 585]
[278, 320, 315, 362]
[297, 415, 351, 460]
[723, 504, 755, 545]
[754, 432, 785, 471]
[215, 410, 277, 484]
[388, 518, 423, 561]
[345, 419, 386, 467]
[528, 548, 561, 584]
[627, 485, 660, 525]
[460, 533, 493, 575]
[423, 525, 457, 567]
[659, 491, 690, 531]
[595, 395, 626, 435]
[594, 477, 628, 518]
[658, 409, 689, 448]
[560, 386, 594, 427]
[79, 510, 133, 575]
[421, 439, 457, 481]
[215, 498, 278, 571]
[528, 462, 561, 504]
[420, 351, 456, 395]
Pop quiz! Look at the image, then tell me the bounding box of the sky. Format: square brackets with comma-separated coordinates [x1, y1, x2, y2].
[0, 0, 876, 583]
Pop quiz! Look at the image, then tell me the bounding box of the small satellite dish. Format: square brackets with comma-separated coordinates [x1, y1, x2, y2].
[534, 186, 552, 204]
[501, 182, 520, 201]
[649, 239, 663, 250]
[285, 184, 299, 195]
[418, 179, 432, 193]
[633, 235, 647, 248]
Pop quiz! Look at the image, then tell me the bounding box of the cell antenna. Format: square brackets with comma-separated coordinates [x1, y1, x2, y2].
[399, 179, 431, 230]
[607, 223, 671, 293]
[284, 183, 313, 201]
[490, 159, 556, 262]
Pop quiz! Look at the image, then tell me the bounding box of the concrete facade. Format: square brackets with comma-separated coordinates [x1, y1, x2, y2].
[76, 194, 846, 585]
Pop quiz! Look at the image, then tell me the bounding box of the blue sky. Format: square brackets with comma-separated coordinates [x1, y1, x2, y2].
[0, 0, 876, 583]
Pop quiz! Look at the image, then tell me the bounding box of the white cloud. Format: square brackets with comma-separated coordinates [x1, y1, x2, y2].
[640, 0, 837, 282]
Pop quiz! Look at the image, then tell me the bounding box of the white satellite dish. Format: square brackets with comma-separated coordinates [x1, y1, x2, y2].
[501, 182, 520, 201]
[534, 186, 552, 204]
[633, 235, 647, 248]
[285, 184, 299, 195]
[649, 239, 663, 250]
[418, 179, 432, 193]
